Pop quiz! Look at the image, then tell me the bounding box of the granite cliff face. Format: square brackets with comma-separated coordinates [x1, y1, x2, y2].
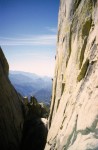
[0, 47, 24, 150]
[45, 0, 98, 150]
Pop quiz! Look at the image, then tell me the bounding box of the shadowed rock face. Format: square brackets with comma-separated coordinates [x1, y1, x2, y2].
[45, 0, 98, 150]
[21, 117, 47, 150]
[21, 98, 48, 150]
[0, 47, 24, 150]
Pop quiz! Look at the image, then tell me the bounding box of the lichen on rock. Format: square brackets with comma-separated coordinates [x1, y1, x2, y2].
[77, 59, 89, 82]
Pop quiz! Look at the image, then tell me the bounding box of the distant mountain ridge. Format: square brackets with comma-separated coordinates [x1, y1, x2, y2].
[9, 71, 52, 104]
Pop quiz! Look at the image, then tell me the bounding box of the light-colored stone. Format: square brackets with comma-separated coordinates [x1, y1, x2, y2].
[41, 118, 48, 127]
[45, 0, 98, 149]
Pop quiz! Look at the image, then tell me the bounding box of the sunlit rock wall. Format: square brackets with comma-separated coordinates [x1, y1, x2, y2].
[45, 0, 98, 149]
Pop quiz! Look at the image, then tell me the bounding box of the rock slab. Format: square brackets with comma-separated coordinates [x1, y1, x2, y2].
[45, 0, 98, 149]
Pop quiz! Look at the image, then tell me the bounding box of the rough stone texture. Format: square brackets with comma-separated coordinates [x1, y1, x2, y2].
[45, 0, 98, 150]
[0, 47, 24, 150]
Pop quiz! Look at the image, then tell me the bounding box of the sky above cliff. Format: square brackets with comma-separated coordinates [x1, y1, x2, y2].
[0, 0, 59, 77]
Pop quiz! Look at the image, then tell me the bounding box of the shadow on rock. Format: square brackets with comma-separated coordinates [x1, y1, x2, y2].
[20, 97, 48, 150]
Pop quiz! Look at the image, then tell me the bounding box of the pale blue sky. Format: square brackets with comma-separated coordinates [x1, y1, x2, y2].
[0, 0, 59, 77]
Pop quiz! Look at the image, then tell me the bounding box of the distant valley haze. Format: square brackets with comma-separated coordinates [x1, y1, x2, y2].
[9, 70, 52, 104]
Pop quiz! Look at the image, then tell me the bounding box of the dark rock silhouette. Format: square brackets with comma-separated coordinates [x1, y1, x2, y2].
[0, 47, 24, 150]
[21, 117, 47, 150]
[21, 98, 48, 150]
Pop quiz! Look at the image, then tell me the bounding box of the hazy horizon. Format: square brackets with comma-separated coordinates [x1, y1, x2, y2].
[3, 48, 56, 77]
[9, 69, 53, 78]
[0, 0, 59, 77]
